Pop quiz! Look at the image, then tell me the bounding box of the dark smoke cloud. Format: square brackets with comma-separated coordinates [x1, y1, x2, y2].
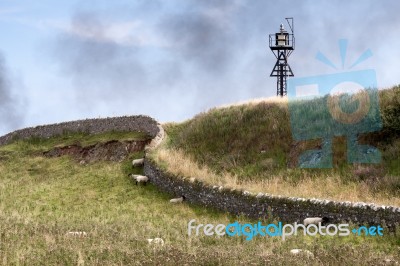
[0, 53, 24, 132]
[159, 0, 400, 80]
[53, 12, 147, 108]
[160, 12, 237, 75]
[50, 1, 400, 123]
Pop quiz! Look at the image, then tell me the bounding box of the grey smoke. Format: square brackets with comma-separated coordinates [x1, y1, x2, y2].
[53, 12, 147, 108]
[50, 1, 400, 123]
[159, 8, 238, 75]
[0, 53, 24, 132]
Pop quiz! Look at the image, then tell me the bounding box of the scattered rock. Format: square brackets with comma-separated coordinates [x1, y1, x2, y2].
[147, 238, 164, 246]
[383, 258, 398, 265]
[290, 249, 314, 258]
[243, 191, 251, 196]
[66, 231, 87, 238]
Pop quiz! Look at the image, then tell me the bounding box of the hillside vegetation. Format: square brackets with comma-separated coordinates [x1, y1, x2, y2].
[0, 129, 399, 264]
[154, 86, 400, 206]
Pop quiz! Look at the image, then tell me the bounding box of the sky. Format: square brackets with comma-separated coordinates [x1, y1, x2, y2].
[0, 0, 399, 135]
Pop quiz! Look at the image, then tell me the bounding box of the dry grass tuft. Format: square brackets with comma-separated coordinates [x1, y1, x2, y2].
[159, 87, 400, 208]
[153, 146, 400, 207]
[216, 96, 288, 109]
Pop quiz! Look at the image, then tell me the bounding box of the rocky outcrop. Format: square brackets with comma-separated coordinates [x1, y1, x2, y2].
[44, 139, 150, 163]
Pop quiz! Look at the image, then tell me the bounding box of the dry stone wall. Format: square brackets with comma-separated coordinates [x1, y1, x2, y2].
[144, 159, 400, 228]
[2, 116, 399, 229]
[0, 116, 159, 146]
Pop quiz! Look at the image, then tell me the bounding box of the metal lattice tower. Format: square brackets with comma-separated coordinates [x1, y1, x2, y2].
[269, 18, 295, 96]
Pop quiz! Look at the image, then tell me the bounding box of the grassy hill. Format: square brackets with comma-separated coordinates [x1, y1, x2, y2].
[0, 89, 399, 264]
[0, 130, 399, 265]
[153, 86, 400, 206]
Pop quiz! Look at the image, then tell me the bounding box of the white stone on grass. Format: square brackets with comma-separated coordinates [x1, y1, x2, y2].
[290, 249, 314, 258]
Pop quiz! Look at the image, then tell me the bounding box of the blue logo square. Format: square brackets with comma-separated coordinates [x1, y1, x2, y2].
[287, 69, 382, 168]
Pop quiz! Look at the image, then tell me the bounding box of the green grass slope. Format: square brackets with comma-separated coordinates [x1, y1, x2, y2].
[0, 131, 399, 264]
[0, 132, 400, 265]
[164, 87, 400, 197]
